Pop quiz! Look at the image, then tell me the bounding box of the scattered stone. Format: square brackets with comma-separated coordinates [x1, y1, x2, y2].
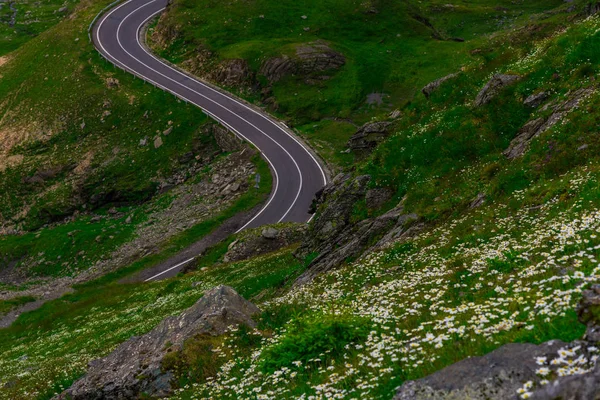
[80, 121, 86, 130]
[474, 74, 520, 107]
[388, 109, 402, 119]
[261, 227, 279, 239]
[56, 286, 259, 400]
[393, 341, 566, 400]
[578, 144, 589, 151]
[347, 121, 392, 154]
[107, 207, 118, 215]
[524, 91, 549, 108]
[139, 137, 148, 146]
[58, 6, 68, 13]
[105, 77, 120, 89]
[154, 136, 163, 149]
[163, 126, 173, 136]
[469, 192, 486, 209]
[125, 215, 132, 224]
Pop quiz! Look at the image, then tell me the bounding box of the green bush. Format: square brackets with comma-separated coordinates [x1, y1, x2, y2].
[260, 317, 369, 373]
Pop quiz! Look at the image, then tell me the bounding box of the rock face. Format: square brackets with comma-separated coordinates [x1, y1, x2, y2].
[208, 59, 254, 87]
[210, 123, 242, 153]
[421, 73, 459, 99]
[504, 87, 595, 159]
[259, 41, 345, 83]
[347, 121, 393, 153]
[578, 284, 600, 343]
[294, 174, 418, 286]
[474, 74, 520, 107]
[223, 224, 306, 263]
[393, 341, 566, 400]
[524, 91, 549, 108]
[57, 286, 259, 400]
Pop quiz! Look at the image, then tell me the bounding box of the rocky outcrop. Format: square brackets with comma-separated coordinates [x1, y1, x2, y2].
[393, 341, 566, 400]
[295, 174, 418, 286]
[474, 74, 520, 107]
[504, 87, 595, 159]
[223, 224, 306, 263]
[529, 359, 600, 399]
[210, 123, 243, 153]
[365, 187, 395, 210]
[208, 59, 254, 88]
[347, 121, 393, 154]
[524, 91, 549, 108]
[578, 284, 600, 342]
[57, 286, 259, 400]
[422, 73, 459, 99]
[259, 41, 345, 83]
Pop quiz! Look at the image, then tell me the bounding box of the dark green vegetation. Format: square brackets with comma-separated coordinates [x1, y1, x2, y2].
[2, 0, 600, 399]
[152, 0, 565, 168]
[0, 295, 35, 315]
[0, 0, 78, 55]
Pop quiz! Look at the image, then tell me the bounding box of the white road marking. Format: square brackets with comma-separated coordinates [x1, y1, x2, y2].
[143, 257, 196, 282]
[95, 3, 282, 234]
[116, 2, 305, 224]
[93, 0, 330, 281]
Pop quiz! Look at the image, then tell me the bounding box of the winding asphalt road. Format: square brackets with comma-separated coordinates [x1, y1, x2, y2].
[92, 0, 327, 281]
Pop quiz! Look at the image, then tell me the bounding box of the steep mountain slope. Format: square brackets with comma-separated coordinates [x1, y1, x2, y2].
[2, 0, 600, 399]
[0, 0, 270, 312]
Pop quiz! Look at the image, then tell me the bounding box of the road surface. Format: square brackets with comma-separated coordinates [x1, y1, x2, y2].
[92, 0, 327, 280]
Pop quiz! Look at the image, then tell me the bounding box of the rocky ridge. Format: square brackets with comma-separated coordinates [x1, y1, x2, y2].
[56, 286, 259, 399]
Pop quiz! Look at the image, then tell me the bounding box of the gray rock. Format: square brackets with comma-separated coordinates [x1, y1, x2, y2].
[259, 41, 345, 83]
[208, 59, 254, 87]
[261, 227, 279, 239]
[470, 192, 487, 209]
[524, 91, 549, 108]
[57, 286, 259, 400]
[530, 362, 600, 399]
[211, 124, 242, 152]
[347, 121, 392, 153]
[154, 136, 163, 149]
[577, 284, 600, 343]
[474, 74, 520, 107]
[504, 87, 595, 159]
[393, 341, 566, 400]
[163, 126, 173, 136]
[422, 73, 459, 99]
[139, 137, 148, 146]
[295, 174, 418, 285]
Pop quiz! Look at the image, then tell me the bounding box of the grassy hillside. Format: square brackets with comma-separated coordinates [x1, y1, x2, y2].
[2, 0, 600, 399]
[0, 0, 271, 294]
[0, 0, 78, 55]
[151, 0, 566, 168]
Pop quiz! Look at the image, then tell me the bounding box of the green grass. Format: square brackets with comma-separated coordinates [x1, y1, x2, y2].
[150, 0, 567, 169]
[0, 296, 36, 316]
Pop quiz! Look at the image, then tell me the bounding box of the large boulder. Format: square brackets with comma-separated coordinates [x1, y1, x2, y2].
[347, 121, 393, 154]
[223, 224, 306, 263]
[57, 286, 259, 400]
[504, 87, 595, 159]
[393, 341, 566, 400]
[259, 41, 345, 83]
[474, 74, 520, 107]
[422, 73, 459, 99]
